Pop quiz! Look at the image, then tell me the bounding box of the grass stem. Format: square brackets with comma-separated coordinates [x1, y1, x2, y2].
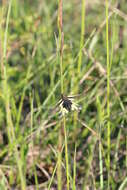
[78, 0, 85, 74]
[2, 1, 26, 189]
[57, 1, 64, 189]
[106, 0, 110, 188]
[72, 143, 77, 190]
[63, 117, 70, 190]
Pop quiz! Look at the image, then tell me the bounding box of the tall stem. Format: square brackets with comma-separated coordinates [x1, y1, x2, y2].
[78, 0, 85, 74]
[2, 1, 26, 189]
[63, 117, 70, 190]
[106, 0, 110, 188]
[57, 1, 63, 189]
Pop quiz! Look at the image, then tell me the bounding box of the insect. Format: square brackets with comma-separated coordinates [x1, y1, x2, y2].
[57, 94, 81, 116]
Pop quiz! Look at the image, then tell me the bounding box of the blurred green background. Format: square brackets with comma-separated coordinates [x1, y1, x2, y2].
[0, 0, 127, 189]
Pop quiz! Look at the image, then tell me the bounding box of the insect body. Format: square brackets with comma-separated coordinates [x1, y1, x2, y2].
[59, 94, 81, 116]
[61, 94, 72, 112]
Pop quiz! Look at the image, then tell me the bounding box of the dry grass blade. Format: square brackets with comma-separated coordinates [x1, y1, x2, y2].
[81, 49, 120, 98]
[77, 118, 99, 138]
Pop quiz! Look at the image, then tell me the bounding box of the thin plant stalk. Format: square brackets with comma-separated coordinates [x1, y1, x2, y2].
[118, 177, 127, 190]
[96, 96, 104, 189]
[105, 0, 110, 188]
[78, 0, 85, 74]
[57, 127, 62, 190]
[30, 93, 39, 190]
[63, 117, 70, 190]
[2, 0, 26, 189]
[57, 1, 63, 189]
[99, 125, 104, 189]
[48, 162, 58, 190]
[126, 136, 127, 168]
[58, 1, 70, 188]
[72, 143, 77, 190]
[16, 65, 31, 132]
[58, 0, 64, 94]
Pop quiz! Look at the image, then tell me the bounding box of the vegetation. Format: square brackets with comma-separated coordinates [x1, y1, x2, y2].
[0, 0, 127, 189]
